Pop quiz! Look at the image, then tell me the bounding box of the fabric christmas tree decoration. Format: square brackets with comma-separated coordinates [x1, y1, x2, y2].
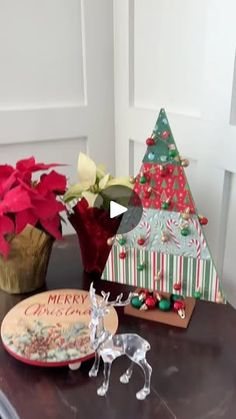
[102, 109, 225, 304]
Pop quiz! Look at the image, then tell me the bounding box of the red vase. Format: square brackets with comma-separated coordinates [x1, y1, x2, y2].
[69, 199, 121, 275]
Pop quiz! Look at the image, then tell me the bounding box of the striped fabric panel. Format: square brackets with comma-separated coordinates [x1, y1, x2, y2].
[102, 248, 224, 303]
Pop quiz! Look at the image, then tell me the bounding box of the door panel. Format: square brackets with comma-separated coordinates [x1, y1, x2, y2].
[0, 0, 115, 234]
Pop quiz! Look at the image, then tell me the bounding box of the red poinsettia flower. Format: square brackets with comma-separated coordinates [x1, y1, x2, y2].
[16, 156, 63, 174]
[0, 157, 67, 258]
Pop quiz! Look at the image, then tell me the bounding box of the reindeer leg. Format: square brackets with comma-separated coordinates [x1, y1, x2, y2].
[135, 358, 152, 400]
[97, 362, 112, 396]
[120, 362, 134, 384]
[89, 351, 100, 377]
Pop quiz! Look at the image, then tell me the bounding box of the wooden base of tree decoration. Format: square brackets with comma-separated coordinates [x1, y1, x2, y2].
[124, 290, 196, 329]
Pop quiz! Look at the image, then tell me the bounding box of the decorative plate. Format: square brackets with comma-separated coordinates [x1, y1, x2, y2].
[1, 289, 118, 367]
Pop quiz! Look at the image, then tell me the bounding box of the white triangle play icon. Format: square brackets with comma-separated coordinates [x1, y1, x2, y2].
[110, 201, 128, 218]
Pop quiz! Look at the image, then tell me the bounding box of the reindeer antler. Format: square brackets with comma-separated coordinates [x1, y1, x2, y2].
[100, 290, 134, 307]
[89, 282, 98, 308]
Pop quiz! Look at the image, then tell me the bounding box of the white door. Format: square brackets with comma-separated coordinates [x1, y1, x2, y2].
[0, 0, 115, 234]
[114, 0, 236, 305]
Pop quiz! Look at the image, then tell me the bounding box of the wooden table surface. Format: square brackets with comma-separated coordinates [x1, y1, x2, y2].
[0, 236, 236, 419]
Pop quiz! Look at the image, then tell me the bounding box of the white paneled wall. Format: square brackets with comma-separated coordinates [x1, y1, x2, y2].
[114, 0, 236, 305]
[0, 0, 115, 234]
[1, 0, 236, 303]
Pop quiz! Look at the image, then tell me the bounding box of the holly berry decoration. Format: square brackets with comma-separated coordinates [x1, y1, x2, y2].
[198, 215, 208, 225]
[162, 130, 170, 139]
[137, 237, 145, 246]
[119, 251, 126, 259]
[173, 282, 181, 291]
[146, 137, 155, 146]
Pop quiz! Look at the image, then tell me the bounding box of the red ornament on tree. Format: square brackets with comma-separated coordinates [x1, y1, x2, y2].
[137, 237, 145, 246]
[173, 300, 185, 312]
[119, 251, 126, 259]
[199, 215, 208, 225]
[162, 130, 170, 139]
[146, 137, 155, 146]
[145, 296, 156, 310]
[173, 282, 181, 291]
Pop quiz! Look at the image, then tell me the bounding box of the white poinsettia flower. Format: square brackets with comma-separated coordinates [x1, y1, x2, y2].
[77, 152, 96, 186]
[99, 174, 110, 190]
[64, 152, 133, 206]
[96, 164, 106, 180]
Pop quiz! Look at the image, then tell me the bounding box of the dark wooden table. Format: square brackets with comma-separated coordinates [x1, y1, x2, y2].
[0, 236, 236, 419]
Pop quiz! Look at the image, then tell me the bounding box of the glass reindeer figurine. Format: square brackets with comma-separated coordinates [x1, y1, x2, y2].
[89, 283, 152, 400]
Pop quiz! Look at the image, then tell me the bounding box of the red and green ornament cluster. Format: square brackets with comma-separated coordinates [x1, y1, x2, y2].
[133, 109, 196, 213]
[131, 289, 186, 319]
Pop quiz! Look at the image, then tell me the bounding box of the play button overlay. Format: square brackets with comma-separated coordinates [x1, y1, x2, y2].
[110, 201, 127, 218]
[94, 185, 143, 234]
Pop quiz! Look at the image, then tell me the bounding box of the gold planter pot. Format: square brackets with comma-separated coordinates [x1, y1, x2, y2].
[0, 225, 54, 294]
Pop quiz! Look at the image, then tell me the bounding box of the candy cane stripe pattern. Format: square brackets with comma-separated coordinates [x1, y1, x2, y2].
[189, 239, 201, 259]
[139, 221, 151, 245]
[166, 219, 181, 248]
[192, 218, 206, 247]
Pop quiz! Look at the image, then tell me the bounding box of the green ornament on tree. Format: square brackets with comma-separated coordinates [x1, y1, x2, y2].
[131, 296, 143, 309]
[169, 149, 178, 158]
[181, 227, 190, 236]
[137, 263, 145, 271]
[140, 175, 147, 184]
[194, 290, 202, 299]
[161, 201, 169, 210]
[159, 299, 171, 311]
[171, 294, 184, 302]
[119, 237, 126, 246]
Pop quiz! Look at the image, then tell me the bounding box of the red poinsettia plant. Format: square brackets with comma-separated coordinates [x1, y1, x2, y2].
[0, 156, 67, 258]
